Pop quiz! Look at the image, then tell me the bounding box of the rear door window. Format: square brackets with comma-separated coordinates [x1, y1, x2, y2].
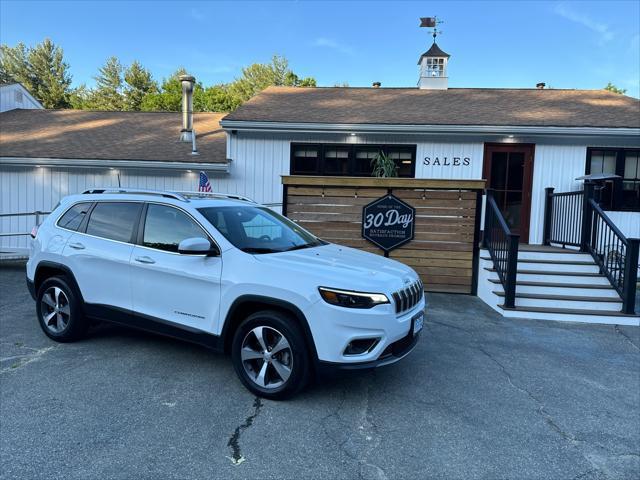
[85, 202, 142, 243]
[57, 202, 92, 231]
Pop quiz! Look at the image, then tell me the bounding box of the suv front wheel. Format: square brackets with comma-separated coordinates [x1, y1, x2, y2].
[231, 310, 310, 400]
[36, 276, 88, 342]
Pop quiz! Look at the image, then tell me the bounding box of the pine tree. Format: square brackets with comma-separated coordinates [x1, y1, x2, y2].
[93, 56, 124, 110]
[0, 39, 72, 108]
[28, 39, 72, 108]
[123, 61, 157, 111]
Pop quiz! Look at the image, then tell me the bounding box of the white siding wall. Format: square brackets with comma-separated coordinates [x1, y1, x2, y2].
[529, 145, 587, 244]
[0, 165, 282, 253]
[0, 84, 42, 112]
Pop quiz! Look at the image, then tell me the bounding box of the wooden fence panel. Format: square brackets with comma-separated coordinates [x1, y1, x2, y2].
[283, 176, 485, 294]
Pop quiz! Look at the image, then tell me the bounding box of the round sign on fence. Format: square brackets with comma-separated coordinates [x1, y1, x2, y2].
[361, 194, 416, 253]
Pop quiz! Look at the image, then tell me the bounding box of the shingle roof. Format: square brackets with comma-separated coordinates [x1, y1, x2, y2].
[0, 109, 227, 163]
[417, 42, 450, 63]
[223, 86, 640, 129]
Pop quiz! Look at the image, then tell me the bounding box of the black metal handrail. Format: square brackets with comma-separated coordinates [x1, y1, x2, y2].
[483, 191, 519, 308]
[542, 187, 583, 247]
[543, 183, 639, 315]
[587, 200, 639, 314]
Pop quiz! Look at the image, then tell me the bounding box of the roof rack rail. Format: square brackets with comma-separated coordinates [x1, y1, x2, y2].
[173, 191, 257, 203]
[82, 188, 188, 202]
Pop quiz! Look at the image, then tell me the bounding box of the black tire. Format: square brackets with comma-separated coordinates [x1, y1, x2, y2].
[35, 276, 88, 342]
[231, 310, 310, 400]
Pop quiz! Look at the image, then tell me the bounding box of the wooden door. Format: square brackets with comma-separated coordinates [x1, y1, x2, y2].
[483, 143, 535, 243]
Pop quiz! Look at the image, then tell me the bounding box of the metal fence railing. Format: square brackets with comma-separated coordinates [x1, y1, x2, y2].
[483, 190, 519, 308]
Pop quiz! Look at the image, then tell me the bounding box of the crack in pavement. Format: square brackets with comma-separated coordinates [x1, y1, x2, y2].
[477, 346, 612, 479]
[614, 325, 640, 352]
[226, 397, 263, 465]
[357, 371, 388, 480]
[0, 344, 57, 374]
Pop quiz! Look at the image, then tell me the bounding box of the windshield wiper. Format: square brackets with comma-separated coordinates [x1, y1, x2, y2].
[240, 247, 281, 254]
[283, 243, 317, 252]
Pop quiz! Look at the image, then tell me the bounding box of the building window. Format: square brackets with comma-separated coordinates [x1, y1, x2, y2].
[587, 148, 640, 212]
[291, 145, 320, 174]
[622, 151, 640, 211]
[290, 143, 416, 177]
[425, 58, 445, 77]
[323, 146, 350, 175]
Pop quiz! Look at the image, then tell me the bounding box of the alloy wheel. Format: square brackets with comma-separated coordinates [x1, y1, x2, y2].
[40, 286, 70, 334]
[240, 326, 293, 389]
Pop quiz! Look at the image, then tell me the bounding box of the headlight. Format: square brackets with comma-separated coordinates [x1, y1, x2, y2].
[318, 287, 390, 309]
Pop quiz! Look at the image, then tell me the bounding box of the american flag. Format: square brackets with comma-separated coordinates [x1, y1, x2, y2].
[198, 171, 212, 192]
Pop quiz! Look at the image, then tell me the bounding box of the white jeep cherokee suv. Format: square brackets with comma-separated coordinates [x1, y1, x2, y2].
[26, 188, 426, 399]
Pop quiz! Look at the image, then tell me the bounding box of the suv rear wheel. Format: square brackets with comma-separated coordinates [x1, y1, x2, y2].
[36, 276, 88, 342]
[231, 310, 310, 400]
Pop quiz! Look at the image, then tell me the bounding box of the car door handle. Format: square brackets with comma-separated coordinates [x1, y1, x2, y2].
[134, 256, 156, 264]
[68, 242, 85, 250]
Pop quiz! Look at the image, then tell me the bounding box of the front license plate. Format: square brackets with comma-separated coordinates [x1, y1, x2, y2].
[412, 312, 424, 336]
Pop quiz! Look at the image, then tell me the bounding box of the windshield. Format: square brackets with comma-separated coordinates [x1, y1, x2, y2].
[197, 205, 326, 254]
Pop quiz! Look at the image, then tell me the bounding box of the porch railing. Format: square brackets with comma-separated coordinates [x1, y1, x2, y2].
[587, 201, 639, 314]
[542, 188, 583, 248]
[483, 190, 519, 308]
[543, 183, 639, 315]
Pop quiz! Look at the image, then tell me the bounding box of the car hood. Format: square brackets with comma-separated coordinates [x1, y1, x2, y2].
[253, 243, 418, 292]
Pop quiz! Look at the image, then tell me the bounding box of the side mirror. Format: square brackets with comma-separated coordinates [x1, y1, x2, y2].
[178, 237, 219, 256]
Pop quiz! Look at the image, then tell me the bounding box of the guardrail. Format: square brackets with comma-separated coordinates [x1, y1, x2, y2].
[0, 211, 50, 238]
[482, 190, 519, 308]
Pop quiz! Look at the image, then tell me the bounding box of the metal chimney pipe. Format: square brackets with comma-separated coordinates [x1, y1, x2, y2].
[179, 74, 196, 142]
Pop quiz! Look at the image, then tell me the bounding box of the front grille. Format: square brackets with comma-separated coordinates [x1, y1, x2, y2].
[392, 279, 424, 314]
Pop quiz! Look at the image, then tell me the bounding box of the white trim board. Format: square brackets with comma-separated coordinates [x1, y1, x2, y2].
[0, 157, 230, 172]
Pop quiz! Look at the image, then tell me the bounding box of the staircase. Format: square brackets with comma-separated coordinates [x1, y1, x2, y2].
[478, 245, 639, 325]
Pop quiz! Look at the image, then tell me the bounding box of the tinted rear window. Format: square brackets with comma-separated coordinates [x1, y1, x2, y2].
[85, 202, 142, 243]
[58, 202, 92, 231]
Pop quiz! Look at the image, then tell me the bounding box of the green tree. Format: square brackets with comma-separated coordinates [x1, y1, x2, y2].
[92, 56, 124, 110]
[123, 61, 158, 110]
[604, 82, 627, 95]
[68, 84, 92, 109]
[140, 68, 189, 111]
[0, 42, 30, 85]
[227, 55, 317, 106]
[0, 39, 72, 108]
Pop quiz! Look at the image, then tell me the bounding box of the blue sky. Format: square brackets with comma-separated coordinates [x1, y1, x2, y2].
[1, 0, 639, 97]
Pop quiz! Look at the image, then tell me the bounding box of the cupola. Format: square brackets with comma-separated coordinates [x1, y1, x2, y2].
[417, 42, 450, 90]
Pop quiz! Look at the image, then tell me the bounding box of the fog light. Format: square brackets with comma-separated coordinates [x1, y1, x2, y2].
[344, 338, 380, 356]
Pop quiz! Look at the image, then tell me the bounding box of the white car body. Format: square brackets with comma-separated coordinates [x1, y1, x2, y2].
[26, 190, 426, 372]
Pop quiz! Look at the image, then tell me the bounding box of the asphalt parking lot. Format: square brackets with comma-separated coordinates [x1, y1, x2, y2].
[1, 264, 638, 480]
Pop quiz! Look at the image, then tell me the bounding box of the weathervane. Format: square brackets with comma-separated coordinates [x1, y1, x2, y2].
[420, 17, 444, 42]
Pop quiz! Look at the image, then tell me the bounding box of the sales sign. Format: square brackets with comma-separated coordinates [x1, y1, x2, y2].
[362, 194, 415, 253]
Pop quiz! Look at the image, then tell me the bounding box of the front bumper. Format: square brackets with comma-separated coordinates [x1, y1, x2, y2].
[316, 328, 420, 374]
[304, 294, 426, 365]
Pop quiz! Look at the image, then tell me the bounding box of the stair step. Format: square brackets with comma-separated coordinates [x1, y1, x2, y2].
[481, 256, 595, 266]
[492, 291, 621, 303]
[498, 305, 638, 318]
[484, 267, 603, 277]
[488, 278, 615, 290]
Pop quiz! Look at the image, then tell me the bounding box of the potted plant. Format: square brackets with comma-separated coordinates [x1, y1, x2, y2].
[371, 151, 398, 178]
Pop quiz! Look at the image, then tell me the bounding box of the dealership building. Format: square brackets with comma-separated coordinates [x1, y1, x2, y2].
[1, 39, 638, 323]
